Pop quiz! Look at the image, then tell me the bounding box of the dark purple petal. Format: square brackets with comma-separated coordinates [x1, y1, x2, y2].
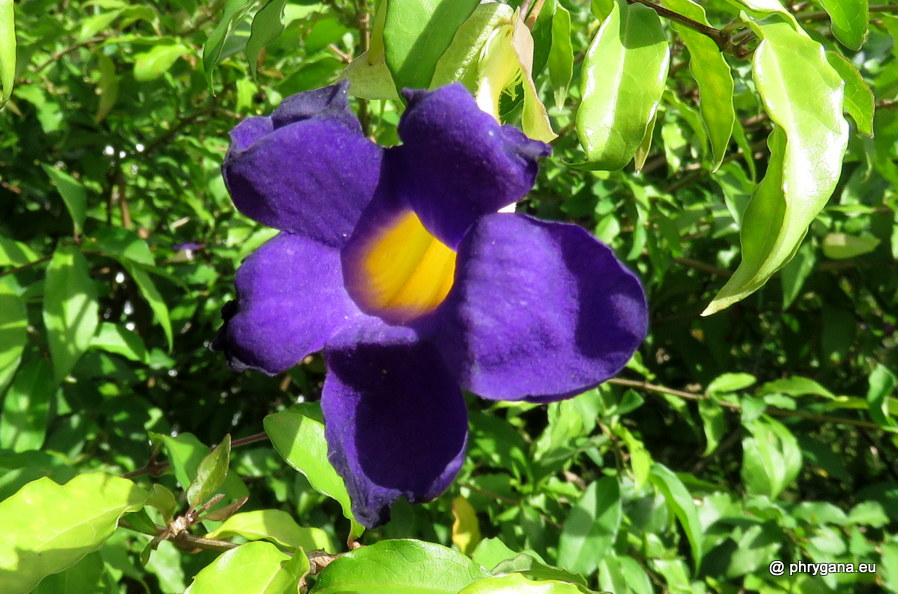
[435, 213, 648, 401]
[271, 79, 361, 132]
[223, 102, 382, 247]
[394, 84, 550, 248]
[322, 327, 467, 527]
[212, 233, 363, 374]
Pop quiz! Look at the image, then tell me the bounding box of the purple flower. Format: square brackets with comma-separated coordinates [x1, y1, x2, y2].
[213, 81, 648, 528]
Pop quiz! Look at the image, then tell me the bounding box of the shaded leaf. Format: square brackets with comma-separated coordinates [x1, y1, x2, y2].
[93, 52, 119, 124]
[0, 357, 55, 452]
[187, 434, 231, 508]
[42, 165, 87, 236]
[548, 6, 573, 110]
[557, 477, 621, 576]
[822, 232, 879, 259]
[649, 464, 703, 570]
[0, 279, 26, 395]
[203, 0, 256, 90]
[866, 364, 897, 429]
[826, 51, 874, 136]
[246, 0, 287, 79]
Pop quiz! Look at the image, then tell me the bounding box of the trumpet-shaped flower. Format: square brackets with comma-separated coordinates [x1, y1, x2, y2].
[214, 81, 647, 527]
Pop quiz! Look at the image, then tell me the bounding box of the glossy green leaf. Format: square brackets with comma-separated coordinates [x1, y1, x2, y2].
[203, 0, 256, 90]
[383, 0, 479, 92]
[264, 403, 364, 539]
[548, 5, 573, 110]
[0, 357, 55, 452]
[0, 0, 14, 105]
[704, 18, 848, 314]
[741, 417, 802, 498]
[0, 279, 26, 395]
[187, 434, 231, 508]
[93, 52, 119, 124]
[825, 52, 874, 136]
[43, 245, 99, 381]
[817, 0, 868, 50]
[576, 0, 670, 170]
[664, 0, 734, 169]
[557, 477, 621, 576]
[431, 2, 513, 90]
[42, 165, 87, 236]
[134, 42, 190, 81]
[246, 0, 287, 79]
[313, 539, 488, 593]
[90, 322, 148, 363]
[0, 473, 147, 593]
[866, 364, 897, 429]
[822, 232, 880, 259]
[207, 510, 334, 552]
[459, 574, 586, 594]
[159, 433, 249, 512]
[649, 464, 703, 569]
[186, 541, 307, 594]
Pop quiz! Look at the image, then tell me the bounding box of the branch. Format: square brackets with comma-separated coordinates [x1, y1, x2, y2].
[607, 377, 888, 431]
[627, 0, 743, 57]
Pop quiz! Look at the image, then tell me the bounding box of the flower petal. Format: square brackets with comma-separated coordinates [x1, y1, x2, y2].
[212, 233, 362, 374]
[270, 79, 362, 132]
[435, 214, 648, 401]
[322, 327, 467, 527]
[394, 84, 550, 247]
[223, 87, 383, 247]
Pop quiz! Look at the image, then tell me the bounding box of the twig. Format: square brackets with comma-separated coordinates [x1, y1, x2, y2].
[607, 377, 888, 431]
[121, 431, 270, 479]
[0, 255, 53, 278]
[627, 0, 737, 56]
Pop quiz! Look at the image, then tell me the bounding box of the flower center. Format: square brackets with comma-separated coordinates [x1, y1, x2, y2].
[348, 210, 457, 324]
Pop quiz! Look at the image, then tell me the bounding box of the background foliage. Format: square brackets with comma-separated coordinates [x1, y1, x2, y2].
[1, 0, 897, 592]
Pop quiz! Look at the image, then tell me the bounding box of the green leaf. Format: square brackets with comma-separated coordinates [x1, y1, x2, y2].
[431, 2, 513, 90]
[186, 541, 308, 594]
[557, 477, 622, 576]
[0, 0, 15, 105]
[159, 433, 249, 513]
[79, 8, 124, 42]
[490, 554, 588, 586]
[187, 434, 231, 508]
[548, 6, 573, 110]
[265, 404, 364, 540]
[459, 574, 587, 594]
[90, 322, 148, 363]
[0, 357, 56, 452]
[0, 235, 39, 267]
[0, 473, 147, 593]
[741, 417, 802, 498]
[576, 0, 670, 170]
[122, 262, 173, 350]
[826, 51, 874, 136]
[93, 52, 119, 124]
[134, 42, 190, 81]
[649, 464, 703, 570]
[383, 0, 479, 92]
[780, 240, 815, 309]
[707, 372, 756, 394]
[313, 539, 488, 593]
[698, 398, 725, 456]
[145, 483, 178, 522]
[663, 0, 734, 170]
[704, 19, 848, 314]
[816, 0, 868, 50]
[821, 232, 880, 259]
[42, 165, 87, 236]
[759, 376, 834, 398]
[245, 0, 287, 79]
[43, 245, 99, 381]
[866, 364, 897, 429]
[90, 226, 155, 266]
[0, 279, 26, 395]
[203, 0, 256, 90]
[206, 510, 334, 552]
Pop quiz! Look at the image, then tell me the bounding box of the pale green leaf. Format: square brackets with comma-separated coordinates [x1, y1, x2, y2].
[0, 0, 15, 105]
[649, 464, 703, 569]
[826, 51, 874, 136]
[207, 510, 334, 552]
[704, 18, 848, 314]
[431, 2, 513, 90]
[576, 1, 670, 170]
[42, 165, 87, 236]
[0, 473, 147, 593]
[186, 542, 307, 594]
[134, 42, 190, 81]
[0, 278, 26, 395]
[707, 372, 756, 394]
[264, 404, 364, 540]
[43, 245, 99, 381]
[459, 574, 586, 594]
[313, 540, 488, 593]
[383, 0, 479, 92]
[0, 357, 55, 452]
[548, 6, 573, 110]
[866, 364, 897, 429]
[557, 477, 621, 576]
[93, 52, 119, 124]
[822, 232, 879, 259]
[817, 0, 868, 50]
[664, 0, 734, 170]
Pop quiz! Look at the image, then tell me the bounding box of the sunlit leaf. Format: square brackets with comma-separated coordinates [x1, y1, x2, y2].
[0, 279, 26, 395]
[557, 477, 621, 576]
[313, 540, 488, 593]
[576, 0, 669, 170]
[649, 464, 703, 570]
[0, 0, 15, 105]
[741, 417, 802, 498]
[203, 0, 256, 90]
[866, 365, 897, 430]
[246, 0, 287, 79]
[206, 510, 334, 552]
[43, 245, 99, 381]
[431, 2, 513, 90]
[459, 573, 587, 593]
[134, 42, 191, 81]
[0, 473, 147, 593]
[816, 0, 868, 50]
[822, 232, 880, 259]
[451, 495, 481, 556]
[186, 541, 308, 594]
[548, 6, 573, 110]
[90, 322, 148, 363]
[826, 51, 874, 136]
[0, 357, 55, 452]
[42, 165, 87, 236]
[187, 434, 231, 508]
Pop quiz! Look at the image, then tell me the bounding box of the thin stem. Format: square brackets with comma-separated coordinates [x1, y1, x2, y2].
[0, 256, 53, 278]
[608, 377, 888, 431]
[627, 0, 735, 56]
[121, 431, 269, 479]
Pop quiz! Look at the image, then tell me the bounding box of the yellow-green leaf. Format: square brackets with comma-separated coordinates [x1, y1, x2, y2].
[826, 51, 874, 136]
[207, 510, 334, 552]
[817, 0, 868, 50]
[451, 496, 481, 555]
[186, 542, 308, 594]
[0, 0, 14, 106]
